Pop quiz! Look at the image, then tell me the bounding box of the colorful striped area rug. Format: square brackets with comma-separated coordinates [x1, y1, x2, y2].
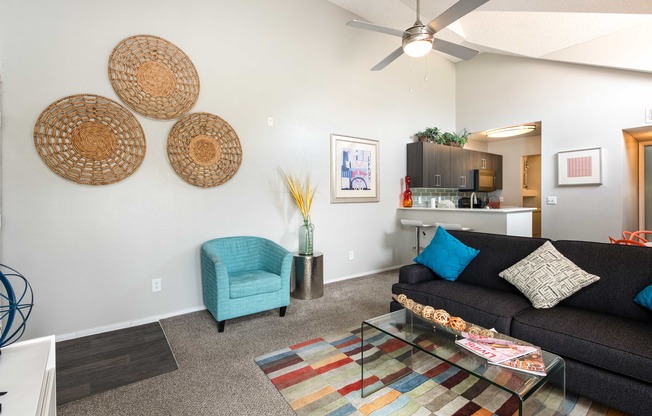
[255, 328, 622, 416]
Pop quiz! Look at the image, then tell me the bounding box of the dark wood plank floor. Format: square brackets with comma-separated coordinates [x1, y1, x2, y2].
[56, 322, 178, 405]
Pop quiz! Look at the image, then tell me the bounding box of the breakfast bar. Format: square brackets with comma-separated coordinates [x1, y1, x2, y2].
[397, 207, 536, 256]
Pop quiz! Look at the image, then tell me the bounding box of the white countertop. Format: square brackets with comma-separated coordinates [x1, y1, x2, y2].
[398, 207, 536, 214]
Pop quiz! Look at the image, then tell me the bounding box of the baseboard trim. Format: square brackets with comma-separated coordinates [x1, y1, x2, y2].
[325, 265, 402, 284]
[56, 305, 207, 342]
[55, 266, 403, 341]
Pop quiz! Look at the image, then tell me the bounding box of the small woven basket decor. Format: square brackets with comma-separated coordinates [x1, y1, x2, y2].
[167, 112, 242, 188]
[108, 34, 200, 120]
[34, 94, 146, 186]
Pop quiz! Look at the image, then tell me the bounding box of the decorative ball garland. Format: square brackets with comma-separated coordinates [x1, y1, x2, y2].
[433, 309, 450, 326]
[422, 306, 435, 320]
[448, 316, 467, 331]
[393, 293, 496, 338]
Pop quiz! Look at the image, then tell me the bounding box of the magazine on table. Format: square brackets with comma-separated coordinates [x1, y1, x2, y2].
[455, 338, 538, 364]
[491, 347, 547, 376]
[460, 331, 516, 346]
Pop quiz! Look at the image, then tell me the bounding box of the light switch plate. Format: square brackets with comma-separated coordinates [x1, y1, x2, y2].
[547, 196, 557, 205]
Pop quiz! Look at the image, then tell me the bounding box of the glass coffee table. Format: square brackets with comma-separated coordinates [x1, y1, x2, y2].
[361, 309, 566, 415]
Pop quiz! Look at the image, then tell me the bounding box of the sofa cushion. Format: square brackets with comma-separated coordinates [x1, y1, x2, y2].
[512, 306, 652, 385]
[499, 241, 600, 308]
[447, 231, 550, 294]
[229, 270, 281, 299]
[414, 227, 479, 281]
[553, 240, 652, 323]
[635, 285, 652, 312]
[392, 280, 532, 335]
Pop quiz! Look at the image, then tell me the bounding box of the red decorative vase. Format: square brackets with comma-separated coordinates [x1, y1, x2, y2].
[403, 176, 413, 207]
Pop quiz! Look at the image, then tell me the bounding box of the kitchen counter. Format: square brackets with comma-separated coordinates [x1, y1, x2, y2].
[397, 206, 535, 260]
[398, 207, 535, 214]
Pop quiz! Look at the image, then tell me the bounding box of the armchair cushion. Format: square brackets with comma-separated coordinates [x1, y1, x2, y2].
[229, 270, 283, 299]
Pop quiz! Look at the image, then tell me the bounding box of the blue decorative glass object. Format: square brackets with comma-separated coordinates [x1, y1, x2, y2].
[0, 264, 33, 352]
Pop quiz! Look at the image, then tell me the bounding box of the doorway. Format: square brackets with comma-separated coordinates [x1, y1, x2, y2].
[522, 155, 542, 237]
[623, 125, 652, 231]
[644, 145, 652, 229]
[469, 121, 542, 236]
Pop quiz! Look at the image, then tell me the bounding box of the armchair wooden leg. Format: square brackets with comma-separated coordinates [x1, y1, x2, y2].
[218, 321, 225, 332]
[279, 306, 287, 317]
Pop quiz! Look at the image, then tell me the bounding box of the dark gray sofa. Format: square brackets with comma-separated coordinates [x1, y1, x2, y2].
[391, 231, 652, 416]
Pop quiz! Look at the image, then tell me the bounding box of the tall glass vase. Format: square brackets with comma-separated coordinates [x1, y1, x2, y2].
[299, 220, 315, 256]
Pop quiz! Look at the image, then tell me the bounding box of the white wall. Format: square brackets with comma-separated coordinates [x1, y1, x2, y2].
[0, 0, 457, 338]
[456, 54, 652, 242]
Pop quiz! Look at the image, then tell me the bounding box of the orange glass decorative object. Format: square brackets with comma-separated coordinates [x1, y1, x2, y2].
[403, 175, 413, 207]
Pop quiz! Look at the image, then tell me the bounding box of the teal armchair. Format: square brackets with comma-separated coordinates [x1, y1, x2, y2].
[200, 236, 293, 332]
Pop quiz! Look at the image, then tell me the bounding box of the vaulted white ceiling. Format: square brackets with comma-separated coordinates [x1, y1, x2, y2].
[328, 0, 652, 72]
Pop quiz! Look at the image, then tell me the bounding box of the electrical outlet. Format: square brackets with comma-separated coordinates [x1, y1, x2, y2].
[547, 196, 557, 205]
[152, 278, 162, 292]
[348, 251, 354, 260]
[499, 196, 504, 202]
[267, 116, 274, 127]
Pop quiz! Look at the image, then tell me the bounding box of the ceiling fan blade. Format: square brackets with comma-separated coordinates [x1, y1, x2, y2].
[371, 47, 404, 71]
[432, 39, 479, 60]
[346, 20, 405, 38]
[427, 0, 490, 33]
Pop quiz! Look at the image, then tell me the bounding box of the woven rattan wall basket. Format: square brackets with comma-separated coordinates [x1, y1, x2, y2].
[108, 35, 200, 120]
[34, 94, 146, 186]
[167, 113, 242, 188]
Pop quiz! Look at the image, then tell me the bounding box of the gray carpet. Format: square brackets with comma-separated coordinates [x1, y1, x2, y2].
[57, 269, 399, 415]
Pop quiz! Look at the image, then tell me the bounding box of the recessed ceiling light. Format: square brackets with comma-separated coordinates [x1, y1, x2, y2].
[486, 125, 536, 138]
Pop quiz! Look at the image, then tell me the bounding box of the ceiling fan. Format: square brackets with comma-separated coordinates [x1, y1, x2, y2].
[347, 0, 489, 70]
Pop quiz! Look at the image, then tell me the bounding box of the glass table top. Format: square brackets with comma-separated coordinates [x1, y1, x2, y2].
[362, 309, 565, 400]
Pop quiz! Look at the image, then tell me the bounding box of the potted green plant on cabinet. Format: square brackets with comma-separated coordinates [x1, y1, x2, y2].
[415, 127, 470, 147]
[448, 128, 470, 148]
[415, 127, 443, 143]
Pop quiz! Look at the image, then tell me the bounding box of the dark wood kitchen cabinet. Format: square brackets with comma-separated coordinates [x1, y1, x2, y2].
[407, 142, 503, 189]
[470, 151, 503, 190]
[492, 153, 503, 189]
[406, 142, 451, 187]
[450, 147, 475, 189]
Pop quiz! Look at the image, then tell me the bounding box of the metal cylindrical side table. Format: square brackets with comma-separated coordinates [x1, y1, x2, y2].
[291, 252, 324, 299]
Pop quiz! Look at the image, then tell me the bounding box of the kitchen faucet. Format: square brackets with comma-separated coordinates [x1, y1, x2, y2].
[470, 192, 476, 209]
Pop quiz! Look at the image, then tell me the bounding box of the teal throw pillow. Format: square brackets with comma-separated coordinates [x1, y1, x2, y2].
[414, 227, 479, 281]
[634, 285, 652, 312]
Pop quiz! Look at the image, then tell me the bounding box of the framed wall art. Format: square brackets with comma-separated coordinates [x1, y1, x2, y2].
[557, 147, 602, 186]
[330, 134, 379, 203]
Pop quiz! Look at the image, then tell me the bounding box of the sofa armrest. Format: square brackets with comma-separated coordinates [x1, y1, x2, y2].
[399, 263, 438, 284]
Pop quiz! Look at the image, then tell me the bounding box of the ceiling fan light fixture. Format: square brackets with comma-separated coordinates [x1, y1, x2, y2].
[486, 125, 537, 138]
[402, 25, 434, 58]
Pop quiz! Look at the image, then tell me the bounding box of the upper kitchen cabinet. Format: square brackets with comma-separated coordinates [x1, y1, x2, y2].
[450, 147, 475, 189]
[473, 151, 493, 170]
[407, 142, 451, 187]
[407, 142, 503, 190]
[474, 151, 503, 189]
[493, 153, 503, 190]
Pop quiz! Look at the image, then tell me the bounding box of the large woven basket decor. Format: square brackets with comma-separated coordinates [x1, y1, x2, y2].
[167, 113, 242, 188]
[34, 94, 146, 186]
[108, 35, 200, 120]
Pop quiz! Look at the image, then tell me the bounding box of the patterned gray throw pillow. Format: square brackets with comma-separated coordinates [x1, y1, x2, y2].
[499, 241, 600, 308]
